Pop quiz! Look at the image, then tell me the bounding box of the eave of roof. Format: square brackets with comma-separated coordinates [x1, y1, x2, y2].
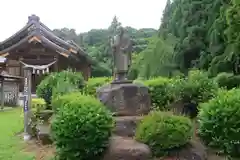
[0, 33, 79, 60]
[0, 14, 92, 64]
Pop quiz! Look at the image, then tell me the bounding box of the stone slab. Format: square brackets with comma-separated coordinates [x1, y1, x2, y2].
[97, 83, 151, 116]
[103, 136, 151, 160]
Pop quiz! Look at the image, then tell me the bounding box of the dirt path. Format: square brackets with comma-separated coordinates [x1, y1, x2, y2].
[23, 139, 55, 160]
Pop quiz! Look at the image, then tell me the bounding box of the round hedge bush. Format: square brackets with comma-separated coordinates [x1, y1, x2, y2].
[172, 70, 218, 104]
[215, 72, 240, 89]
[143, 77, 175, 110]
[51, 92, 114, 160]
[36, 70, 84, 107]
[83, 77, 112, 97]
[198, 88, 240, 156]
[135, 111, 193, 157]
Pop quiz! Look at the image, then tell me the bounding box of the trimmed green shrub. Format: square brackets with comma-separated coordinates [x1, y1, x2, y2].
[166, 70, 218, 118]
[30, 98, 47, 137]
[215, 72, 240, 89]
[144, 77, 174, 110]
[135, 111, 193, 157]
[31, 98, 46, 112]
[172, 70, 218, 104]
[52, 78, 78, 103]
[51, 93, 114, 160]
[198, 88, 240, 156]
[51, 91, 80, 113]
[36, 70, 84, 107]
[83, 77, 112, 97]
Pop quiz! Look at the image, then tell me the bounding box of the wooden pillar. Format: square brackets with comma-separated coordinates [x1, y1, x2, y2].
[1, 77, 4, 110]
[54, 56, 58, 72]
[16, 80, 19, 106]
[19, 57, 24, 92]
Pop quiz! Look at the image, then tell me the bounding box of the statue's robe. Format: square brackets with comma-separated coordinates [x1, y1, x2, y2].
[113, 33, 131, 72]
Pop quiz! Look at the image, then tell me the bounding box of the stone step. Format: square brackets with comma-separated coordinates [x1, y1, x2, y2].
[36, 123, 52, 145]
[103, 136, 151, 160]
[114, 116, 143, 137]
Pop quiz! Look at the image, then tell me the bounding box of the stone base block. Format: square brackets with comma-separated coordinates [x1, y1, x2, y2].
[114, 116, 142, 137]
[97, 82, 151, 116]
[157, 140, 207, 160]
[36, 124, 52, 145]
[104, 136, 151, 160]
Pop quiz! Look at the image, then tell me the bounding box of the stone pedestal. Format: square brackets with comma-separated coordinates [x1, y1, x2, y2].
[103, 136, 152, 160]
[97, 81, 152, 160]
[97, 81, 151, 116]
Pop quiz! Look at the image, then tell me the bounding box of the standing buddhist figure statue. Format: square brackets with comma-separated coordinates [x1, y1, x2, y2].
[111, 26, 132, 81]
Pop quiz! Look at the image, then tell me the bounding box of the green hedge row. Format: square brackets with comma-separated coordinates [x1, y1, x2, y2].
[37, 69, 240, 157]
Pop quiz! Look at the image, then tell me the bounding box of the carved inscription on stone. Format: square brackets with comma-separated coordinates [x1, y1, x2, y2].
[118, 89, 125, 110]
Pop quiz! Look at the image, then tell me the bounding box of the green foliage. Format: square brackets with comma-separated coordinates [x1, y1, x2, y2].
[51, 93, 114, 160]
[215, 72, 240, 89]
[31, 98, 46, 112]
[142, 70, 217, 114]
[36, 70, 84, 107]
[83, 77, 112, 97]
[156, 0, 240, 75]
[135, 111, 193, 157]
[30, 98, 47, 137]
[133, 35, 179, 79]
[51, 79, 79, 113]
[144, 77, 174, 110]
[172, 70, 218, 104]
[198, 88, 240, 156]
[51, 91, 80, 113]
[91, 61, 112, 77]
[53, 18, 157, 77]
[52, 78, 78, 101]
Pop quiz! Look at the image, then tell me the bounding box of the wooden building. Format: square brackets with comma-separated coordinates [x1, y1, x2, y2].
[0, 15, 92, 92]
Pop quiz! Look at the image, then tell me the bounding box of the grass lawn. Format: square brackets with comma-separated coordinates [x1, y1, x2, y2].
[0, 108, 35, 160]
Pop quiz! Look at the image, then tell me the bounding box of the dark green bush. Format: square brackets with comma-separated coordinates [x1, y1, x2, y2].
[172, 70, 218, 104]
[52, 78, 78, 105]
[144, 77, 174, 110]
[51, 90, 80, 113]
[198, 88, 240, 156]
[83, 77, 112, 97]
[215, 72, 240, 89]
[36, 70, 84, 107]
[51, 93, 114, 160]
[135, 111, 193, 157]
[166, 70, 218, 118]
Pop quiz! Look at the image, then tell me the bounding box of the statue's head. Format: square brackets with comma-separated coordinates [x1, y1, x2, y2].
[116, 26, 124, 36]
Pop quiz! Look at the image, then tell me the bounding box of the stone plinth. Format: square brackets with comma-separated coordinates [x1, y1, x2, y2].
[96, 82, 151, 116]
[103, 136, 152, 160]
[114, 116, 143, 137]
[36, 124, 52, 145]
[164, 140, 207, 160]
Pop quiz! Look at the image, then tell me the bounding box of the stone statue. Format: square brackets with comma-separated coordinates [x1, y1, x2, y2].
[111, 26, 132, 81]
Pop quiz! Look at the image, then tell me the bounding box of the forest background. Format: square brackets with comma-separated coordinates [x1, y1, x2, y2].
[52, 0, 240, 79]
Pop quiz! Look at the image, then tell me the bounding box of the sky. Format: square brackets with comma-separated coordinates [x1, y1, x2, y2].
[0, 0, 167, 41]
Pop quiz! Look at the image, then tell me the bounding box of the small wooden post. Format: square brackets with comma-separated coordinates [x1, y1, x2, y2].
[1, 78, 4, 110]
[54, 56, 58, 72]
[23, 66, 32, 141]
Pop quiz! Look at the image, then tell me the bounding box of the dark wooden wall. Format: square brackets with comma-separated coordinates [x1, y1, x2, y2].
[5, 56, 91, 93]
